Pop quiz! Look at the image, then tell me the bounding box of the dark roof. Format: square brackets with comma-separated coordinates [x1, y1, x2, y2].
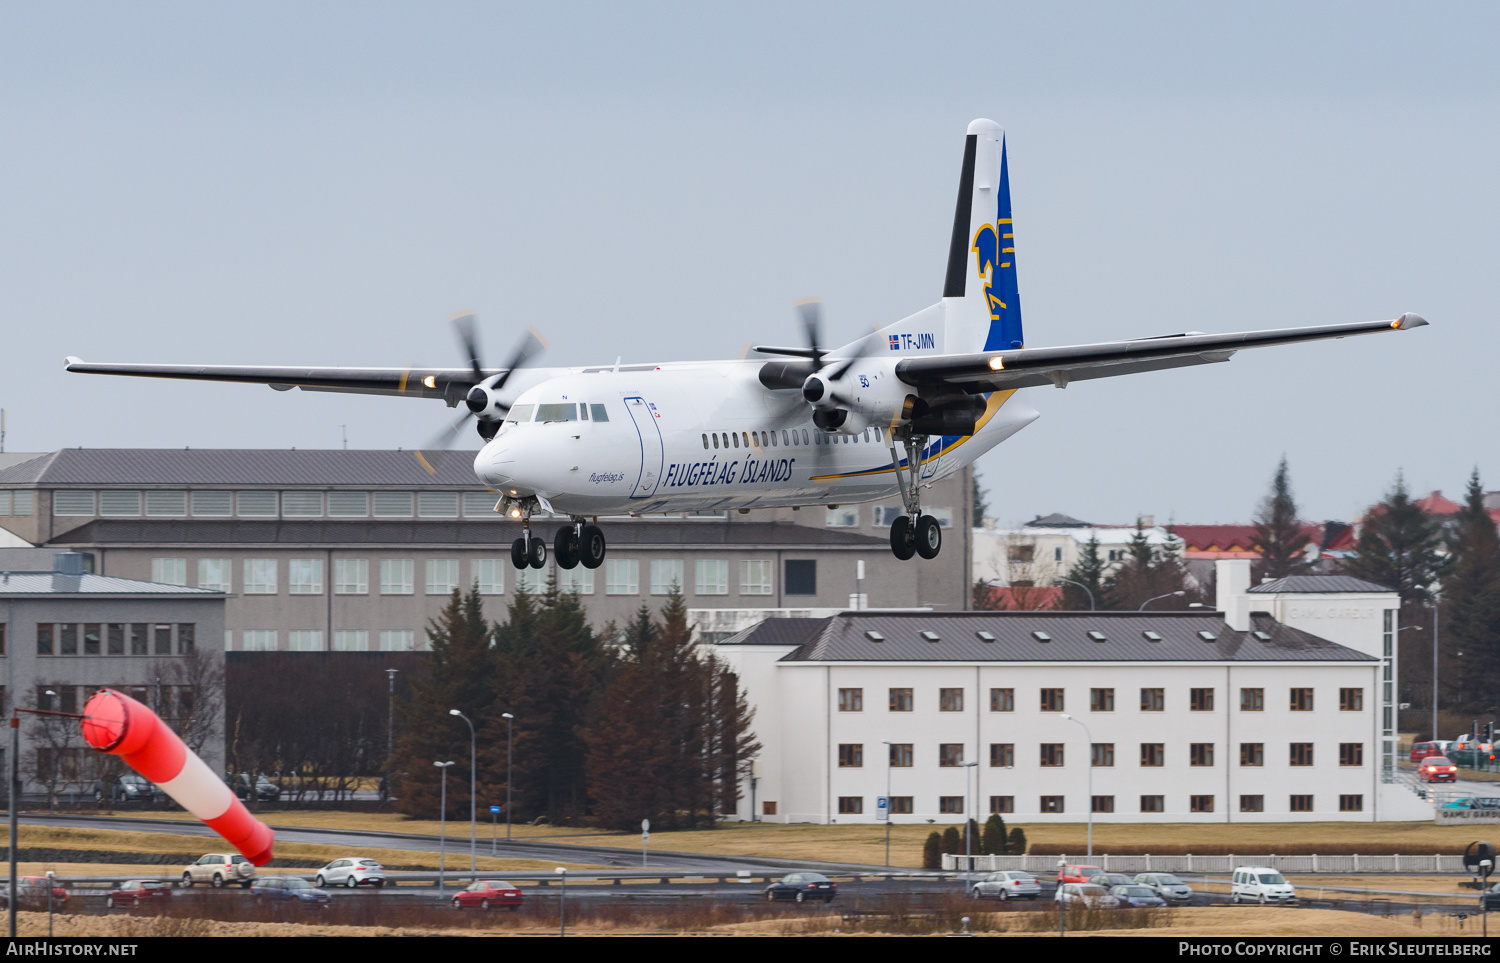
[0, 571, 223, 597]
[726, 611, 1372, 663]
[0, 449, 479, 488]
[1249, 575, 1394, 594]
[51, 519, 888, 549]
[1024, 513, 1092, 528]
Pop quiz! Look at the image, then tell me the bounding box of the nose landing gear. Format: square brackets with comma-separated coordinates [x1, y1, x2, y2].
[886, 430, 942, 561]
[505, 497, 549, 570]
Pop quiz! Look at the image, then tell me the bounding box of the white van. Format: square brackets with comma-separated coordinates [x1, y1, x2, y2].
[1229, 866, 1296, 904]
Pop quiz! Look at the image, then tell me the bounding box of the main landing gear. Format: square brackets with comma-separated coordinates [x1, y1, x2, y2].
[886, 430, 942, 562]
[506, 499, 605, 571]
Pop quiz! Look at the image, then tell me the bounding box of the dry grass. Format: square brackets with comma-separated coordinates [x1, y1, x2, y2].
[99, 809, 613, 840]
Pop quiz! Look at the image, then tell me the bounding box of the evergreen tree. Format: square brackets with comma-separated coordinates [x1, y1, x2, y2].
[1252, 456, 1311, 580]
[1006, 826, 1027, 854]
[982, 813, 1008, 855]
[972, 470, 989, 523]
[923, 831, 943, 869]
[1342, 473, 1446, 603]
[941, 825, 962, 856]
[1103, 519, 1191, 610]
[703, 659, 762, 821]
[1439, 470, 1500, 711]
[1060, 535, 1104, 610]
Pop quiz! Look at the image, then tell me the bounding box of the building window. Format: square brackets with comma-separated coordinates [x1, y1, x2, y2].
[838, 688, 863, 712]
[605, 559, 639, 595]
[990, 688, 1014, 712]
[888, 796, 912, 814]
[1140, 688, 1164, 712]
[939, 744, 965, 767]
[461, 492, 494, 517]
[281, 491, 323, 517]
[152, 558, 187, 586]
[333, 631, 369, 651]
[373, 491, 414, 518]
[1190, 795, 1215, 813]
[190, 491, 232, 517]
[1339, 743, 1364, 767]
[335, 559, 369, 595]
[1241, 687, 1265, 711]
[237, 491, 278, 516]
[379, 630, 414, 651]
[99, 490, 142, 516]
[145, 491, 187, 517]
[1092, 796, 1115, 814]
[1290, 688, 1314, 711]
[328, 491, 369, 517]
[649, 559, 684, 595]
[1040, 796, 1064, 813]
[990, 796, 1014, 814]
[1140, 795, 1164, 813]
[695, 560, 728, 595]
[1091, 743, 1115, 767]
[762, 802, 777, 816]
[515, 564, 549, 595]
[1190, 688, 1215, 711]
[197, 558, 232, 592]
[889, 743, 913, 767]
[241, 630, 277, 652]
[35, 624, 52, 655]
[1339, 794, 1364, 812]
[939, 688, 964, 712]
[243, 559, 278, 594]
[288, 631, 323, 652]
[53, 491, 96, 516]
[1039, 688, 1064, 712]
[1039, 743, 1064, 767]
[177, 623, 195, 655]
[1140, 743, 1164, 767]
[288, 559, 323, 595]
[784, 559, 817, 596]
[380, 559, 414, 595]
[889, 688, 913, 712]
[59, 623, 77, 655]
[417, 491, 460, 518]
[557, 566, 593, 595]
[130, 624, 148, 655]
[426, 559, 460, 595]
[154, 624, 172, 655]
[990, 743, 1014, 768]
[10, 491, 32, 515]
[838, 744, 863, 768]
[939, 796, 965, 814]
[1290, 743, 1314, 766]
[1090, 688, 1114, 712]
[1240, 795, 1265, 813]
[107, 624, 123, 655]
[1290, 795, 1313, 812]
[1340, 688, 1364, 711]
[83, 623, 100, 655]
[837, 796, 863, 815]
[1190, 743, 1215, 767]
[826, 506, 858, 527]
[1240, 743, 1264, 767]
[740, 560, 773, 595]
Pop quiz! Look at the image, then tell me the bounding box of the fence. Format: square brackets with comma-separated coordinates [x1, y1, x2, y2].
[942, 853, 1467, 874]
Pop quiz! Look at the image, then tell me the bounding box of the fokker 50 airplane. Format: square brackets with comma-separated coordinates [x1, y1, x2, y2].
[67, 119, 1426, 574]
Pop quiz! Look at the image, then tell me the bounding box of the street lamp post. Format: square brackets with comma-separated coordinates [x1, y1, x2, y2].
[1052, 578, 1094, 610]
[434, 761, 454, 892]
[1138, 591, 1185, 611]
[1060, 714, 1093, 859]
[556, 867, 568, 937]
[1397, 624, 1426, 740]
[502, 712, 514, 841]
[961, 760, 979, 884]
[881, 739, 896, 867]
[384, 669, 398, 803]
[450, 710, 477, 873]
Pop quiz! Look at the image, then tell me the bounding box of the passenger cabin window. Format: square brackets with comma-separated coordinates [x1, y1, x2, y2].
[590, 404, 609, 422]
[505, 404, 534, 423]
[536, 403, 578, 422]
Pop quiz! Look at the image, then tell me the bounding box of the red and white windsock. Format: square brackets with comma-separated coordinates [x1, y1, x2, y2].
[81, 688, 274, 865]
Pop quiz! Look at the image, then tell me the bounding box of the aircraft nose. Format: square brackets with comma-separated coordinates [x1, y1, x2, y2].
[473, 443, 517, 490]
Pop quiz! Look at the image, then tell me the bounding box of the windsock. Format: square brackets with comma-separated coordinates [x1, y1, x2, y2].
[81, 688, 274, 865]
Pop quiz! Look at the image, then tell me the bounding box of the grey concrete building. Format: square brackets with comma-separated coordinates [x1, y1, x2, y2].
[0, 549, 226, 794]
[0, 450, 971, 652]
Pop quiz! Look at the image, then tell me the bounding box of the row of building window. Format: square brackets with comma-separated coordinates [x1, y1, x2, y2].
[36, 685, 195, 719]
[35, 623, 194, 657]
[235, 630, 420, 652]
[838, 742, 1366, 768]
[153, 557, 783, 598]
[0, 492, 35, 516]
[832, 794, 1366, 815]
[840, 687, 1364, 713]
[46, 489, 496, 520]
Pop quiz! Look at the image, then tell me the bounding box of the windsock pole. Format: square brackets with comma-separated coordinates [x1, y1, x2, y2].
[80, 689, 274, 865]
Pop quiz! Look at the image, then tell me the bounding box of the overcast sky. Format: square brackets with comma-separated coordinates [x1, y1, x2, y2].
[2, 2, 1493, 526]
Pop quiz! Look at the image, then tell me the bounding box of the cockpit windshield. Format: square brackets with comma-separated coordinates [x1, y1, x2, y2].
[536, 403, 578, 422]
[505, 404, 534, 424]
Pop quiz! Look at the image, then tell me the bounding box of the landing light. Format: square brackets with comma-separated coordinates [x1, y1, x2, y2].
[423, 375, 437, 388]
[509, 508, 522, 519]
[988, 356, 1005, 371]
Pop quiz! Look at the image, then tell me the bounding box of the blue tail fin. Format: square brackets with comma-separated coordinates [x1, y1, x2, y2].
[942, 119, 1025, 353]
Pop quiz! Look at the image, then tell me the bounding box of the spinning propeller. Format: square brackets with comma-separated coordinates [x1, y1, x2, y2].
[755, 299, 881, 432]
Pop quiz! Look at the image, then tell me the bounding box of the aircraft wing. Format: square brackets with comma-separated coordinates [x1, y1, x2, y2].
[894, 314, 1428, 393]
[62, 358, 505, 405]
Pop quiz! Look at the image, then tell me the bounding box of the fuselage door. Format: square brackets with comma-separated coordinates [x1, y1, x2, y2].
[624, 395, 665, 499]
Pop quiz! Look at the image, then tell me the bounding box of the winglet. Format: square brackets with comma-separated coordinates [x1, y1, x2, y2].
[1394, 313, 1428, 330]
[65, 356, 82, 368]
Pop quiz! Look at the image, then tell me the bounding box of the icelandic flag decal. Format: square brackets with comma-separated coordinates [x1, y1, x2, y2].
[889, 335, 900, 350]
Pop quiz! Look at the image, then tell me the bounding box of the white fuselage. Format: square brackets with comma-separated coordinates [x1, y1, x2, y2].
[473, 359, 1039, 516]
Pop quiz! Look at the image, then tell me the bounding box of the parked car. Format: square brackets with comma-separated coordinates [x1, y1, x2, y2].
[969, 871, 1040, 900]
[449, 880, 523, 910]
[1134, 872, 1193, 902]
[1088, 872, 1136, 889]
[0, 877, 69, 911]
[1110, 884, 1167, 908]
[112, 774, 163, 804]
[232, 774, 282, 803]
[764, 872, 837, 903]
[105, 880, 172, 910]
[1410, 742, 1444, 764]
[251, 876, 330, 908]
[1443, 797, 1500, 810]
[1057, 864, 1104, 884]
[315, 858, 385, 888]
[1229, 866, 1297, 904]
[1419, 756, 1458, 783]
[1055, 882, 1117, 908]
[181, 853, 256, 888]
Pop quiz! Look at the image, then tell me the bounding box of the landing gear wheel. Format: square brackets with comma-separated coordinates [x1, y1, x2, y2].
[889, 516, 916, 560]
[510, 537, 528, 570]
[915, 514, 942, 559]
[554, 527, 580, 570]
[526, 536, 548, 569]
[579, 525, 606, 569]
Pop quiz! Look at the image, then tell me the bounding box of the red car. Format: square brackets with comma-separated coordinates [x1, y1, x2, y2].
[1419, 756, 1458, 782]
[1410, 742, 1443, 764]
[450, 880, 523, 910]
[105, 880, 172, 910]
[1058, 864, 1104, 884]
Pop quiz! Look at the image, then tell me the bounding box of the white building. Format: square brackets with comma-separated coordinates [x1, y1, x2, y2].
[716, 560, 1429, 824]
[972, 513, 1183, 589]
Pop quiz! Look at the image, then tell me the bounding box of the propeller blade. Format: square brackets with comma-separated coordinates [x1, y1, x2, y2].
[489, 327, 547, 394]
[824, 327, 883, 381]
[413, 409, 476, 475]
[795, 298, 825, 370]
[450, 311, 485, 382]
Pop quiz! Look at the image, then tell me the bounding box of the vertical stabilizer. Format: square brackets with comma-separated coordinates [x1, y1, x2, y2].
[942, 119, 1024, 353]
